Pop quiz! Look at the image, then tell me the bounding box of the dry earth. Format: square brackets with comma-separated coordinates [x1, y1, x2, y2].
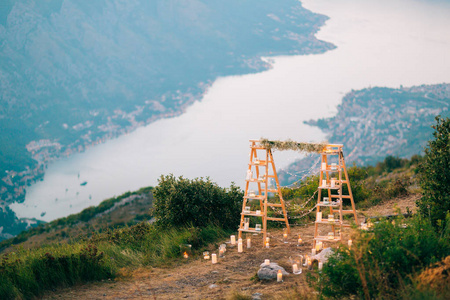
[42, 196, 418, 300]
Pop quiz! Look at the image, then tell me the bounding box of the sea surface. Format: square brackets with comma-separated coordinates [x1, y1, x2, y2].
[11, 0, 450, 221]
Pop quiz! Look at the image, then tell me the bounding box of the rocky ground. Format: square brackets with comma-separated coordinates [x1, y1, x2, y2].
[42, 196, 416, 300]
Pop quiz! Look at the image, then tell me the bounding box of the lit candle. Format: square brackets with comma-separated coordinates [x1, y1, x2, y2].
[219, 248, 225, 258]
[319, 242, 323, 250]
[348, 239, 352, 248]
[183, 252, 189, 259]
[265, 237, 270, 248]
[297, 238, 302, 245]
[203, 251, 210, 260]
[317, 211, 322, 221]
[264, 259, 270, 266]
[277, 270, 283, 282]
[328, 232, 334, 240]
[318, 261, 323, 270]
[211, 253, 217, 264]
[283, 232, 288, 243]
[328, 214, 334, 223]
[307, 258, 312, 270]
[292, 263, 298, 273]
[322, 179, 327, 187]
[230, 235, 236, 245]
[315, 243, 320, 252]
[238, 242, 243, 253]
[247, 238, 251, 248]
[312, 248, 316, 255]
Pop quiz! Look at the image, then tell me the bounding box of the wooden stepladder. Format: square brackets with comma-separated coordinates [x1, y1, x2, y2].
[238, 139, 290, 246]
[313, 144, 358, 247]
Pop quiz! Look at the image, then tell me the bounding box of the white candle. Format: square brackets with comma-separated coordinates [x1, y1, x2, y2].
[246, 170, 252, 180]
[211, 254, 217, 264]
[230, 235, 236, 245]
[265, 237, 270, 248]
[319, 242, 323, 250]
[277, 270, 283, 282]
[292, 263, 298, 273]
[318, 261, 323, 270]
[312, 248, 316, 255]
[256, 210, 261, 215]
[321, 162, 326, 170]
[238, 242, 243, 253]
[247, 238, 251, 248]
[315, 243, 320, 252]
[297, 238, 302, 245]
[264, 259, 270, 266]
[322, 179, 327, 187]
[331, 178, 336, 187]
[348, 239, 353, 247]
[317, 212, 322, 221]
[328, 214, 334, 222]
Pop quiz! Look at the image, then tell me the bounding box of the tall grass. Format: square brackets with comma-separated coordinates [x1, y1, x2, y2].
[0, 222, 229, 299]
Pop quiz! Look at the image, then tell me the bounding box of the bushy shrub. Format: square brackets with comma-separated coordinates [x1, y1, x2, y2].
[417, 116, 450, 230]
[152, 175, 243, 229]
[312, 214, 450, 299]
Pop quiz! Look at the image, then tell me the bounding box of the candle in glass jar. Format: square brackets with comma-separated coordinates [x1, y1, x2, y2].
[328, 214, 334, 222]
[219, 248, 225, 258]
[328, 232, 334, 240]
[292, 263, 298, 273]
[247, 238, 251, 248]
[230, 235, 236, 245]
[211, 254, 217, 264]
[322, 179, 327, 187]
[238, 242, 243, 253]
[265, 238, 270, 249]
[277, 270, 283, 282]
[203, 251, 210, 260]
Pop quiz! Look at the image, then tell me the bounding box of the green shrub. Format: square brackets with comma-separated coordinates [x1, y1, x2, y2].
[312, 214, 450, 299]
[417, 116, 450, 230]
[152, 175, 243, 229]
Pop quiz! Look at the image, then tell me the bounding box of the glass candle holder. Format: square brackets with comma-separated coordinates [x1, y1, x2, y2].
[255, 224, 261, 231]
[249, 190, 256, 197]
[203, 251, 210, 260]
[180, 244, 192, 259]
[328, 232, 334, 240]
[244, 206, 250, 213]
[244, 218, 249, 230]
[255, 210, 261, 215]
[246, 170, 252, 180]
[323, 197, 329, 204]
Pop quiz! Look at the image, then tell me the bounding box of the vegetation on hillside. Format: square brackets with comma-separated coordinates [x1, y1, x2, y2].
[308, 116, 450, 300]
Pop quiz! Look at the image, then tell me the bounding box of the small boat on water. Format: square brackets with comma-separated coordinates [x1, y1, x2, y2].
[80, 181, 88, 186]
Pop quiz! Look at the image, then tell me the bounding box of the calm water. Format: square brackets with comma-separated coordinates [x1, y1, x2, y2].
[11, 0, 450, 221]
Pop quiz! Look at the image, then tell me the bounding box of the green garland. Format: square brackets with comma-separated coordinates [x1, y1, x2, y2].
[259, 138, 328, 153]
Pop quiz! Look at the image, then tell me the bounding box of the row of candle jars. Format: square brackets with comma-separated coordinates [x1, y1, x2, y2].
[321, 178, 338, 188]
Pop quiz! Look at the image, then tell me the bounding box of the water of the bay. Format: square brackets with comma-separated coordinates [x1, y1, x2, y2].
[11, 0, 450, 221]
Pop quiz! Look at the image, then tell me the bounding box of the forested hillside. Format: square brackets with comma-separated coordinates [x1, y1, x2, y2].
[0, 0, 333, 204]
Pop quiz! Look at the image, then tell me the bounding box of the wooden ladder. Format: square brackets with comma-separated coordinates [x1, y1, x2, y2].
[238, 139, 290, 246]
[313, 144, 358, 247]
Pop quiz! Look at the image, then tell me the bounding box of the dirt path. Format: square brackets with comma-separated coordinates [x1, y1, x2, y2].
[43, 226, 320, 300]
[43, 196, 417, 299]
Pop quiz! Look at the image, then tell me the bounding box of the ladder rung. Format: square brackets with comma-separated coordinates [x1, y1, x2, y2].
[266, 203, 283, 207]
[330, 195, 352, 199]
[266, 217, 286, 221]
[238, 228, 262, 233]
[342, 210, 356, 214]
[266, 189, 279, 193]
[267, 175, 276, 178]
[314, 236, 341, 242]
